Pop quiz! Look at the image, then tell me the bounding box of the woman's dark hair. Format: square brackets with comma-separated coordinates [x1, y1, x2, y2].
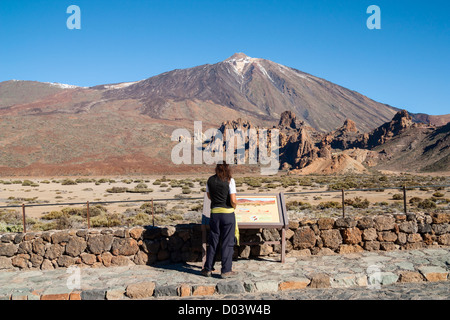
[215, 161, 232, 182]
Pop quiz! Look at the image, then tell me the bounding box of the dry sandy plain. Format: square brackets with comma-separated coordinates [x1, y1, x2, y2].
[1, 173, 448, 227]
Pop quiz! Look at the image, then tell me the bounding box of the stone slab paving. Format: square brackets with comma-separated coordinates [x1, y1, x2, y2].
[0, 248, 448, 300]
[155, 281, 450, 300]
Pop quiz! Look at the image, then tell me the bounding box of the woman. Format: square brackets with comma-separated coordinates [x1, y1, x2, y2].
[201, 161, 238, 278]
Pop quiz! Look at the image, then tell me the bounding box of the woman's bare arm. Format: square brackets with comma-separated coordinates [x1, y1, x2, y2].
[230, 193, 237, 209]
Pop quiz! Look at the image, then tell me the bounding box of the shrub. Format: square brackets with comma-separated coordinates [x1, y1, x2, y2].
[55, 215, 73, 229]
[286, 201, 312, 210]
[135, 183, 148, 189]
[170, 180, 182, 188]
[61, 179, 77, 185]
[41, 211, 70, 220]
[0, 222, 23, 233]
[22, 180, 39, 187]
[281, 179, 297, 187]
[190, 203, 203, 211]
[140, 202, 166, 214]
[317, 201, 342, 209]
[75, 178, 94, 183]
[432, 191, 444, 198]
[392, 194, 403, 200]
[91, 213, 124, 228]
[156, 212, 184, 224]
[246, 179, 262, 188]
[31, 221, 57, 232]
[418, 199, 437, 209]
[409, 197, 422, 205]
[345, 197, 370, 209]
[0, 209, 22, 225]
[106, 187, 129, 193]
[182, 187, 192, 194]
[127, 187, 153, 193]
[127, 212, 152, 226]
[61, 207, 84, 216]
[328, 180, 358, 190]
[60, 204, 106, 218]
[183, 181, 194, 188]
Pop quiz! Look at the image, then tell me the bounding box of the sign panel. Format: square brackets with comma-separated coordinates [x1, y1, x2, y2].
[202, 192, 288, 229]
[235, 195, 280, 224]
[201, 192, 289, 263]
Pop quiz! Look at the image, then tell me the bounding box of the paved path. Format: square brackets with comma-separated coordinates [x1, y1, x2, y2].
[154, 281, 450, 300]
[0, 248, 449, 300]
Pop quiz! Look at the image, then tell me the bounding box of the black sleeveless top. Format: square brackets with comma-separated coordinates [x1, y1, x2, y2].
[207, 175, 232, 209]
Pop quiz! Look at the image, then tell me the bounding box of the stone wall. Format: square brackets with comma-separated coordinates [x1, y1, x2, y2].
[0, 212, 449, 271]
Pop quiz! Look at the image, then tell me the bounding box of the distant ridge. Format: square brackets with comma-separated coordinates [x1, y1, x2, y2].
[0, 53, 448, 175]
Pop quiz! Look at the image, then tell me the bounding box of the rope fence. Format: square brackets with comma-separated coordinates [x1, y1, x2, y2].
[0, 184, 449, 233]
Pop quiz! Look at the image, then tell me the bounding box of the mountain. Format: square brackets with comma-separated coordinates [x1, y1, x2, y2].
[0, 53, 448, 176]
[0, 80, 80, 109]
[101, 52, 400, 132]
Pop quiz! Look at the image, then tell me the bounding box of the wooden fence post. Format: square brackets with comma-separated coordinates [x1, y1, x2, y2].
[86, 201, 90, 229]
[151, 198, 155, 227]
[403, 186, 407, 214]
[22, 204, 27, 233]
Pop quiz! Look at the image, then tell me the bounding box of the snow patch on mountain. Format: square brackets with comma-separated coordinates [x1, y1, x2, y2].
[225, 54, 275, 83]
[256, 62, 274, 83]
[46, 82, 81, 89]
[103, 81, 141, 90]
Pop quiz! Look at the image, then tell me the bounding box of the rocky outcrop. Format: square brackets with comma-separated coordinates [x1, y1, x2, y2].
[278, 109, 446, 173]
[219, 118, 254, 133]
[293, 128, 320, 168]
[278, 114, 362, 172]
[326, 119, 360, 150]
[355, 110, 415, 149]
[341, 119, 357, 133]
[211, 109, 447, 174]
[278, 111, 304, 129]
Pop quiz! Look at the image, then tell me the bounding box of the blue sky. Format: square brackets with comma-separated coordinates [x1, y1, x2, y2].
[0, 0, 449, 115]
